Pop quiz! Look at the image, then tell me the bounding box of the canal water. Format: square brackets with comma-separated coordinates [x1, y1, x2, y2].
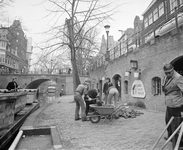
[3, 92, 56, 149]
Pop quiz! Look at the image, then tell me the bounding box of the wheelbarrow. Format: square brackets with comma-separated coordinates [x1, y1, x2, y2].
[88, 104, 124, 123]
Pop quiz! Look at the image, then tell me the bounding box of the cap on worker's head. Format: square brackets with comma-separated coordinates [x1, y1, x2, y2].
[83, 78, 91, 83]
[108, 82, 113, 87]
[106, 77, 111, 82]
[163, 64, 174, 73]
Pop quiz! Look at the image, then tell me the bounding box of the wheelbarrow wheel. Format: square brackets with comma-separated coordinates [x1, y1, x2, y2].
[90, 112, 100, 123]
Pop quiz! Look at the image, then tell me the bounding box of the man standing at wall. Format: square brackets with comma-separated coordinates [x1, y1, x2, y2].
[103, 77, 111, 104]
[162, 63, 183, 140]
[6, 77, 19, 92]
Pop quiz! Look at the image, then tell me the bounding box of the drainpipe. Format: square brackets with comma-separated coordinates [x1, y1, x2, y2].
[165, 0, 168, 20]
[175, 7, 180, 34]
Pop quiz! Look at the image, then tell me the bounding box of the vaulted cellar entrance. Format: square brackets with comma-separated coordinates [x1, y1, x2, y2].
[171, 55, 183, 76]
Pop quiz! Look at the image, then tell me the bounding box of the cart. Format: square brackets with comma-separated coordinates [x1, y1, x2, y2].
[88, 104, 124, 123]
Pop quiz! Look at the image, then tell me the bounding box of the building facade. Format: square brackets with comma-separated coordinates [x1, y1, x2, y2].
[0, 20, 32, 74]
[0, 28, 19, 73]
[142, 0, 183, 44]
[89, 0, 183, 112]
[26, 37, 33, 72]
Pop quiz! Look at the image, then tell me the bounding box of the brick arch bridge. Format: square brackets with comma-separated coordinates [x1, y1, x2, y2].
[0, 74, 89, 95]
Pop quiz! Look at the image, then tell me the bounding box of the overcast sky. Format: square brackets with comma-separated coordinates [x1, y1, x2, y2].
[3, 0, 153, 65]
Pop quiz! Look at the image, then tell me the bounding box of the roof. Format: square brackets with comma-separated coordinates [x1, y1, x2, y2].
[141, 0, 157, 16]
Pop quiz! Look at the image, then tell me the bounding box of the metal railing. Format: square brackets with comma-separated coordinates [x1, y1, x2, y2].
[91, 6, 183, 70]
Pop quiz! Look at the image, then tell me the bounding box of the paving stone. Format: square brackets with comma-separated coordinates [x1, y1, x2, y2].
[33, 95, 173, 150]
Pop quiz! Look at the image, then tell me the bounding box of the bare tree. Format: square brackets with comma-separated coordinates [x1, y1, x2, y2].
[40, 0, 118, 92]
[31, 45, 70, 74]
[0, 0, 13, 24]
[75, 27, 99, 75]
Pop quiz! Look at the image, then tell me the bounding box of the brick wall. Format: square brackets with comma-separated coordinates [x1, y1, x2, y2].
[90, 31, 183, 112]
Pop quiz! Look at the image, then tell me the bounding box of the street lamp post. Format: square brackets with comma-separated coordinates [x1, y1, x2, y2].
[50, 59, 53, 74]
[104, 25, 110, 63]
[104, 25, 110, 74]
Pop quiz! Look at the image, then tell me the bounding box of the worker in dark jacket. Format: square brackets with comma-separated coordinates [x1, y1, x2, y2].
[6, 77, 19, 92]
[103, 77, 111, 104]
[84, 88, 99, 115]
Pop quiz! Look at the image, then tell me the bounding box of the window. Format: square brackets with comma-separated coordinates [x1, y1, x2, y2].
[144, 31, 153, 43]
[170, 0, 178, 13]
[124, 80, 128, 94]
[0, 41, 6, 48]
[180, 0, 183, 5]
[159, 2, 165, 16]
[149, 13, 153, 25]
[152, 77, 161, 95]
[0, 54, 5, 62]
[144, 18, 148, 28]
[2, 56, 5, 62]
[153, 8, 158, 21]
[3, 42, 6, 48]
[128, 37, 132, 45]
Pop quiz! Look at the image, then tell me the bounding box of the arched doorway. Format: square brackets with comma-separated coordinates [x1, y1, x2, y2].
[171, 55, 183, 76]
[112, 74, 121, 98]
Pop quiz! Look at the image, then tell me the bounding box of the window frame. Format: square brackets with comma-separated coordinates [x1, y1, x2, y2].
[124, 80, 128, 94]
[159, 2, 165, 16]
[180, 0, 183, 5]
[152, 77, 161, 96]
[170, 0, 178, 13]
[144, 17, 149, 28]
[149, 13, 153, 25]
[153, 8, 158, 21]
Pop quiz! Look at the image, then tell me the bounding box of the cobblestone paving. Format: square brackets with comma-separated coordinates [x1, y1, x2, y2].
[34, 96, 173, 150]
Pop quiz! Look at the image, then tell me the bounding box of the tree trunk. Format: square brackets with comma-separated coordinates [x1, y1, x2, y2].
[71, 58, 80, 91]
[66, 18, 81, 92]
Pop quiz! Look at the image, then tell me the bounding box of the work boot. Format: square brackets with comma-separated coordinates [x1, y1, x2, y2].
[82, 117, 87, 121]
[114, 115, 119, 119]
[75, 118, 81, 121]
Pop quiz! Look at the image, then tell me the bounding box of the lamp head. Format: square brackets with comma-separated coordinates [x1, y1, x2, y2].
[104, 25, 110, 33]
